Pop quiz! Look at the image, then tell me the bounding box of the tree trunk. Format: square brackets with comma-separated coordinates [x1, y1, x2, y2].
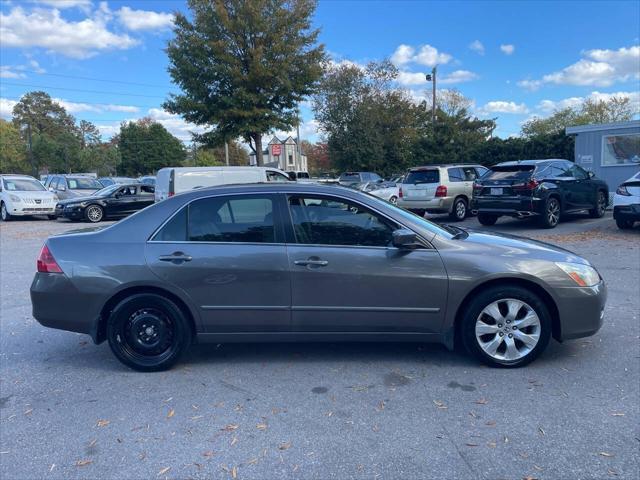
[252, 133, 263, 166]
[26, 123, 37, 177]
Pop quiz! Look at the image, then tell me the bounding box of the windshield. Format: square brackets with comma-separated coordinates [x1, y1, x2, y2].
[92, 184, 122, 197]
[484, 166, 535, 181]
[67, 177, 103, 190]
[404, 170, 439, 184]
[2, 178, 46, 192]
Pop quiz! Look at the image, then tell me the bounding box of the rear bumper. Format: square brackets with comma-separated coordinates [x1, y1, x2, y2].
[613, 204, 640, 221]
[397, 196, 453, 212]
[555, 281, 606, 341]
[471, 196, 542, 217]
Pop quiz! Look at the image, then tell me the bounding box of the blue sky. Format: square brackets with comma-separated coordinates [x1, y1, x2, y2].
[1, 0, 639, 144]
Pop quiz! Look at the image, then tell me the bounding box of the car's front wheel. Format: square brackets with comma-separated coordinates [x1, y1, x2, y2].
[589, 190, 607, 218]
[85, 205, 104, 223]
[616, 218, 634, 229]
[107, 294, 192, 372]
[1, 202, 11, 221]
[461, 286, 551, 368]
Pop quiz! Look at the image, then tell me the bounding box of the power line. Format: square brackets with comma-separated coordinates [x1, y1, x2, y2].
[1, 82, 169, 99]
[15, 70, 174, 89]
[1, 95, 163, 110]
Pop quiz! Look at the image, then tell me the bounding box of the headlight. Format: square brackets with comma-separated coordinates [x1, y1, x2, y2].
[555, 262, 600, 287]
[9, 194, 21, 202]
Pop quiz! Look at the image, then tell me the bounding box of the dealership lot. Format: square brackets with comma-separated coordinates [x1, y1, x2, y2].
[1, 215, 638, 479]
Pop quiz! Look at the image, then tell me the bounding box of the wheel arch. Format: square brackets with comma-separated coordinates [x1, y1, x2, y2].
[453, 277, 561, 347]
[95, 285, 197, 344]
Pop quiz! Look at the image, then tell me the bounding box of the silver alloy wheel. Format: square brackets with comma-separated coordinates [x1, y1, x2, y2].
[455, 199, 466, 219]
[475, 298, 541, 361]
[547, 198, 560, 226]
[86, 205, 103, 222]
[389, 196, 398, 205]
[597, 192, 606, 215]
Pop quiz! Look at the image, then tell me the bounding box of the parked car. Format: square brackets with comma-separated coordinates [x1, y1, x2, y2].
[287, 171, 311, 181]
[154, 166, 291, 202]
[361, 181, 400, 205]
[98, 177, 139, 187]
[0, 174, 58, 221]
[55, 183, 155, 223]
[472, 160, 608, 228]
[612, 171, 640, 229]
[338, 172, 383, 187]
[397, 164, 489, 221]
[44, 175, 103, 200]
[139, 175, 156, 186]
[31, 183, 606, 371]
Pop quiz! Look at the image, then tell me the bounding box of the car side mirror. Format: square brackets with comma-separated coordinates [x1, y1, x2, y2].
[392, 228, 421, 249]
[588, 171, 595, 179]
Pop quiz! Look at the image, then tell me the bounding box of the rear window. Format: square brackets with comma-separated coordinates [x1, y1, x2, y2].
[484, 166, 535, 181]
[67, 177, 102, 189]
[404, 170, 440, 184]
[339, 173, 361, 182]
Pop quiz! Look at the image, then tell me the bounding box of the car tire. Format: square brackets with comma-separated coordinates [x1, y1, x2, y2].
[85, 205, 104, 223]
[47, 215, 57, 220]
[477, 213, 498, 226]
[589, 190, 607, 218]
[616, 218, 634, 229]
[539, 196, 560, 229]
[461, 285, 552, 368]
[1, 202, 11, 222]
[409, 208, 426, 217]
[389, 195, 398, 205]
[107, 293, 192, 372]
[449, 197, 468, 221]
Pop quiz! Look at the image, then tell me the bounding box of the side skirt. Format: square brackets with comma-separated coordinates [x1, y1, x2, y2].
[196, 332, 444, 344]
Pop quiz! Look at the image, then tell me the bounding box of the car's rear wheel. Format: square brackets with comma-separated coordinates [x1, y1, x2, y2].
[389, 195, 398, 205]
[1, 202, 11, 221]
[539, 197, 560, 228]
[85, 205, 104, 223]
[477, 213, 498, 226]
[107, 294, 192, 372]
[409, 208, 426, 217]
[589, 190, 607, 218]
[450, 197, 467, 221]
[461, 286, 551, 368]
[616, 218, 634, 229]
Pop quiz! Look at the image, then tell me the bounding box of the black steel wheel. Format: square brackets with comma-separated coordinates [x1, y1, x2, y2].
[107, 294, 192, 372]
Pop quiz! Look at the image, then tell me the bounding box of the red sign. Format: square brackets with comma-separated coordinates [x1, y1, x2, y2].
[271, 144, 282, 156]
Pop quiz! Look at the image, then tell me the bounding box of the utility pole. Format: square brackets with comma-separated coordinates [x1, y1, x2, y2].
[425, 66, 437, 124]
[224, 141, 229, 166]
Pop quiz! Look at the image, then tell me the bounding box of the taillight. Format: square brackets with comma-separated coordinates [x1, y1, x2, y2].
[616, 185, 631, 196]
[513, 179, 539, 191]
[473, 183, 483, 195]
[37, 244, 63, 273]
[435, 185, 447, 197]
[398, 187, 403, 198]
[168, 192, 174, 197]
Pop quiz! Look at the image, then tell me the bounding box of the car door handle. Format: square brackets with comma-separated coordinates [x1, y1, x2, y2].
[294, 259, 329, 267]
[158, 252, 193, 264]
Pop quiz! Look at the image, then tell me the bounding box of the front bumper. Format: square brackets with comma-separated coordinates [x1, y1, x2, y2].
[555, 281, 606, 341]
[8, 205, 55, 216]
[613, 204, 640, 222]
[55, 204, 84, 220]
[397, 196, 453, 213]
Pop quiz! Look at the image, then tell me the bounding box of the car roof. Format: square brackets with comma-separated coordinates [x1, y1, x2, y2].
[408, 164, 483, 171]
[0, 174, 36, 178]
[173, 182, 365, 201]
[496, 159, 568, 167]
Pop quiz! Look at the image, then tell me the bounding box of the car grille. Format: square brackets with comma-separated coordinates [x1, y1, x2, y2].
[22, 198, 54, 205]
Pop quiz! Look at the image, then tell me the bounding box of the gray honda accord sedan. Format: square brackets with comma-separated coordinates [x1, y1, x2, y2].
[30, 183, 606, 371]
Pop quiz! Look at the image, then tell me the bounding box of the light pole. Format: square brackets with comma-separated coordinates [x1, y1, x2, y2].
[425, 66, 437, 124]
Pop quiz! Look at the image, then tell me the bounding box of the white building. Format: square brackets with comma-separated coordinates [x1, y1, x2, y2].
[249, 136, 308, 173]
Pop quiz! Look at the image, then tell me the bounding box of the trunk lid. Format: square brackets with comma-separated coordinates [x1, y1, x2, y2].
[402, 169, 440, 200]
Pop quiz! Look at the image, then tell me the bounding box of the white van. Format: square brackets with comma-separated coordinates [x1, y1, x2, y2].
[154, 166, 291, 202]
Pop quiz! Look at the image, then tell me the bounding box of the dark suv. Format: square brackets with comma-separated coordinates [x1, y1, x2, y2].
[472, 159, 608, 228]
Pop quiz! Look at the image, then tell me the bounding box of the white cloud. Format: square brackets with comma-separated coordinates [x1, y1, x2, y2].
[500, 44, 515, 55]
[146, 108, 207, 141]
[117, 6, 174, 31]
[0, 5, 138, 59]
[28, 0, 92, 9]
[537, 90, 640, 114]
[390, 44, 452, 67]
[0, 98, 18, 119]
[480, 101, 529, 114]
[469, 40, 485, 56]
[518, 45, 640, 90]
[0, 66, 27, 79]
[52, 98, 140, 114]
[396, 71, 428, 86]
[439, 70, 479, 84]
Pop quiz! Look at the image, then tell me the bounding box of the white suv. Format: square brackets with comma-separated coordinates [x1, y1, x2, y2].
[0, 174, 58, 221]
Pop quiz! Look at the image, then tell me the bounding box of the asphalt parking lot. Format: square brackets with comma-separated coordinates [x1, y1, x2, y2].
[1, 214, 639, 480]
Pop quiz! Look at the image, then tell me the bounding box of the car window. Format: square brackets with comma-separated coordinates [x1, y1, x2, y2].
[67, 177, 102, 190]
[568, 164, 588, 180]
[288, 195, 395, 247]
[461, 167, 477, 181]
[486, 166, 535, 180]
[404, 170, 439, 184]
[140, 185, 155, 195]
[118, 186, 136, 196]
[188, 196, 275, 243]
[475, 166, 489, 178]
[370, 173, 382, 182]
[339, 172, 361, 182]
[266, 170, 290, 182]
[3, 178, 46, 191]
[448, 168, 464, 182]
[153, 206, 188, 242]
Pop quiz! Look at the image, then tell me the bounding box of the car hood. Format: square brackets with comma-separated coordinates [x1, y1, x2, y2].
[6, 191, 56, 200]
[64, 189, 100, 198]
[456, 228, 589, 265]
[57, 194, 106, 205]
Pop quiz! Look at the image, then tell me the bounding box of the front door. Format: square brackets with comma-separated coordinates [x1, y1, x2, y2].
[146, 193, 291, 333]
[285, 194, 448, 334]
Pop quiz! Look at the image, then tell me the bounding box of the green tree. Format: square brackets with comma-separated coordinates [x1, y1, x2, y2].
[78, 120, 101, 148]
[164, 0, 325, 165]
[0, 120, 30, 174]
[117, 118, 186, 175]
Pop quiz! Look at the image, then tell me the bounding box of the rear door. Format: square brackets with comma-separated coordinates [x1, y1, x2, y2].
[402, 169, 440, 200]
[285, 194, 448, 334]
[146, 193, 291, 333]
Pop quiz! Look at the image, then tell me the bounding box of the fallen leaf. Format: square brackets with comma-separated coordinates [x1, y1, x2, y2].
[599, 452, 614, 457]
[533, 465, 543, 471]
[202, 451, 215, 458]
[96, 420, 110, 427]
[88, 439, 97, 448]
[24, 409, 33, 415]
[465, 443, 479, 447]
[278, 442, 291, 450]
[231, 466, 238, 479]
[256, 423, 268, 431]
[376, 400, 386, 411]
[222, 424, 239, 431]
[76, 459, 93, 467]
[433, 400, 447, 409]
[538, 427, 545, 436]
[611, 413, 625, 417]
[49, 464, 55, 472]
[485, 420, 496, 426]
[246, 458, 259, 465]
[167, 409, 175, 419]
[157, 466, 171, 476]
[523, 476, 538, 480]
[231, 436, 238, 446]
[475, 398, 488, 405]
[487, 442, 497, 448]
